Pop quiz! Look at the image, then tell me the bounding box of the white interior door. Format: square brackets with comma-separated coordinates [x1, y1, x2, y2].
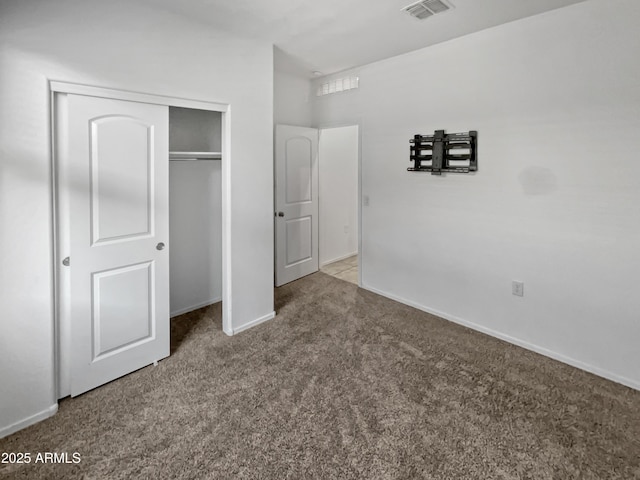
[66, 94, 170, 396]
[275, 125, 319, 286]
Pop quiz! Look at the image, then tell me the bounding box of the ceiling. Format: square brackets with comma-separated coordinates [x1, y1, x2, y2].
[147, 0, 588, 75]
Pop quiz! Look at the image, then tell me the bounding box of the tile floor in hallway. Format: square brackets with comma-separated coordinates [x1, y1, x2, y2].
[320, 255, 358, 285]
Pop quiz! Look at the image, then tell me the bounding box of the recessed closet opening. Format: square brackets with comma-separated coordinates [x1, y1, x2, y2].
[168, 107, 223, 318]
[52, 82, 231, 400]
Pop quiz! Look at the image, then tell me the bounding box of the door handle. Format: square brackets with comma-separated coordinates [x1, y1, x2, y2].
[276, 212, 284, 217]
[156, 242, 165, 250]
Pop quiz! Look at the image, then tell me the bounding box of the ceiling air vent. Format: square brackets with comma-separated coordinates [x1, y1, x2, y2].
[402, 0, 452, 20]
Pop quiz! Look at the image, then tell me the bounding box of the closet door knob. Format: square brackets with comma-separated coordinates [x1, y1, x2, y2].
[277, 212, 284, 217]
[156, 242, 165, 251]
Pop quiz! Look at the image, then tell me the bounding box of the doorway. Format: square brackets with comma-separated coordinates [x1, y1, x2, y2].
[318, 125, 359, 285]
[274, 123, 360, 286]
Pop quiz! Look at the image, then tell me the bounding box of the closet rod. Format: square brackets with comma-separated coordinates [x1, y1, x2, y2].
[169, 151, 222, 161]
[169, 158, 221, 161]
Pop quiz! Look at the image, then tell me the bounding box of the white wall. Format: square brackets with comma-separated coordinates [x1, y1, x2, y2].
[274, 47, 313, 127]
[319, 126, 359, 265]
[312, 0, 640, 389]
[169, 107, 222, 153]
[169, 161, 222, 316]
[0, 0, 274, 437]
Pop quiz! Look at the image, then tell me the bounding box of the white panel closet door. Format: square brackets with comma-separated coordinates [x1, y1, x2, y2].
[275, 125, 319, 286]
[67, 94, 169, 396]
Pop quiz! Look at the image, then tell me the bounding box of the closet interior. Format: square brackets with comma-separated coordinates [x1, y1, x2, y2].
[169, 107, 222, 317]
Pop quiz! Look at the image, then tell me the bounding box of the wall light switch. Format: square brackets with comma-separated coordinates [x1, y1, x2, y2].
[363, 195, 370, 206]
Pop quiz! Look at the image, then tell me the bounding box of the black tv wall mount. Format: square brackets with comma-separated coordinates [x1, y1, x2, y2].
[409, 130, 477, 175]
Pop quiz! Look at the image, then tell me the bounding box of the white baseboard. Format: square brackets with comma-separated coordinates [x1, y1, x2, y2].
[231, 311, 276, 335]
[0, 404, 58, 439]
[362, 284, 640, 392]
[170, 297, 221, 318]
[320, 251, 358, 268]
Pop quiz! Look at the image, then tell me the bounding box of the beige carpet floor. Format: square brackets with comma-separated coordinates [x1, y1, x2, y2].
[1, 272, 639, 479]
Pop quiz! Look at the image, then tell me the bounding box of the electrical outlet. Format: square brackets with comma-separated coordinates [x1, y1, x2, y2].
[512, 281, 524, 297]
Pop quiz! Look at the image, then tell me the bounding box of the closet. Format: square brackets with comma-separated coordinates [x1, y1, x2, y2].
[54, 84, 225, 399]
[169, 107, 223, 317]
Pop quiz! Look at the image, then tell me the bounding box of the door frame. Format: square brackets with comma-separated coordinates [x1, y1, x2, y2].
[49, 81, 233, 398]
[317, 121, 362, 287]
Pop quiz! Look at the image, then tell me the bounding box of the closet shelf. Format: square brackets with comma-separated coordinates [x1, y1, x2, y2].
[169, 151, 221, 161]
